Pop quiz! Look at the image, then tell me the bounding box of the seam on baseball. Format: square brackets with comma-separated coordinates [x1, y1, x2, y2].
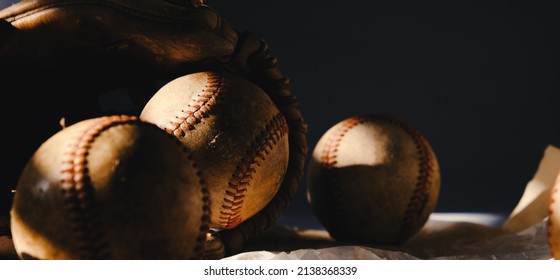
[218, 113, 289, 229]
[548, 187, 558, 259]
[319, 116, 362, 231]
[390, 117, 434, 243]
[191, 159, 211, 259]
[318, 115, 435, 243]
[59, 115, 137, 259]
[166, 71, 224, 137]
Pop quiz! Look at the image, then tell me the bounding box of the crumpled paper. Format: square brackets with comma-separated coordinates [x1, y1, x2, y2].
[225, 145, 560, 260]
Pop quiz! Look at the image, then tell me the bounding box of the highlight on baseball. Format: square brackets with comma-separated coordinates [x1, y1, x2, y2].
[140, 70, 290, 230]
[307, 114, 441, 245]
[10, 115, 209, 259]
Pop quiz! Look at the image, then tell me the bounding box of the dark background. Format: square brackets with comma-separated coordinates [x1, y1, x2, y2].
[206, 0, 560, 228]
[1, 0, 559, 229]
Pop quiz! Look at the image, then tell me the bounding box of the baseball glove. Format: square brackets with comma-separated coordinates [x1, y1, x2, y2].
[0, 0, 307, 259]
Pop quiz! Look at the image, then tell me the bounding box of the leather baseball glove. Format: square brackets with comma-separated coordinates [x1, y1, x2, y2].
[0, 0, 307, 259]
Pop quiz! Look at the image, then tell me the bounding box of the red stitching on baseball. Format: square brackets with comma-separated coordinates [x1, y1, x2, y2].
[320, 117, 362, 169]
[59, 115, 210, 259]
[318, 115, 435, 243]
[386, 117, 434, 243]
[193, 163, 211, 259]
[319, 116, 362, 230]
[218, 113, 289, 229]
[60, 115, 137, 259]
[342, 115, 434, 242]
[167, 71, 224, 137]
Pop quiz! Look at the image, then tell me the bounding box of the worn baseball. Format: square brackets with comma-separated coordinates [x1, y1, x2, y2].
[140, 71, 290, 230]
[10, 115, 209, 259]
[548, 173, 560, 259]
[307, 114, 441, 245]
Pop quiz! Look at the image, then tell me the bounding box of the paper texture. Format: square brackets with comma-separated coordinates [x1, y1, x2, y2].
[225, 145, 560, 260]
[502, 145, 560, 232]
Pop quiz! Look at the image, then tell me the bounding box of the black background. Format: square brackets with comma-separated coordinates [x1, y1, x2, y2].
[2, 0, 559, 229]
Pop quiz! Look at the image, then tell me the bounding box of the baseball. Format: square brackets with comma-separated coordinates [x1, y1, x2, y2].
[10, 115, 209, 259]
[307, 114, 441, 245]
[548, 173, 560, 259]
[140, 70, 290, 230]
